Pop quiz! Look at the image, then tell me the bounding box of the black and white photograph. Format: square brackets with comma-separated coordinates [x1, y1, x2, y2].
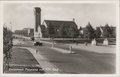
[1, 0, 120, 75]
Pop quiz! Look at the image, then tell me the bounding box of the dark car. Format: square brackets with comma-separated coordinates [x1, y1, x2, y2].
[31, 37, 34, 41]
[34, 41, 43, 46]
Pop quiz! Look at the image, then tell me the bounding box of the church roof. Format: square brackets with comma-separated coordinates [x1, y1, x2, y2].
[43, 20, 78, 27]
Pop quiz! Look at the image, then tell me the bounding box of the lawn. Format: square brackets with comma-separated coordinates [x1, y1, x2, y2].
[4, 47, 44, 73]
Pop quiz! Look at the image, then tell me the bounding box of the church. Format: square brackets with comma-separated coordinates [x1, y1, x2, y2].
[34, 7, 79, 40]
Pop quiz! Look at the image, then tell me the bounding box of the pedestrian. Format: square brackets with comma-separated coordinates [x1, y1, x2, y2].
[69, 45, 73, 53]
[52, 41, 54, 48]
[36, 49, 38, 54]
[85, 42, 88, 46]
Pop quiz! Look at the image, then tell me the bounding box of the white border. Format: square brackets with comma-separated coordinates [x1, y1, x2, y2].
[0, 0, 4, 75]
[0, 0, 118, 3]
[0, 0, 119, 77]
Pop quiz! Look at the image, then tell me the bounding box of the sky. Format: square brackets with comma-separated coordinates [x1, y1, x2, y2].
[3, 3, 116, 31]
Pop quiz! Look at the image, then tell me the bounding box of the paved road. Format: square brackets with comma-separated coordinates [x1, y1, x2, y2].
[13, 39, 116, 74]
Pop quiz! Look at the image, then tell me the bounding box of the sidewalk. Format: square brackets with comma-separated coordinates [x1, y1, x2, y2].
[21, 47, 60, 73]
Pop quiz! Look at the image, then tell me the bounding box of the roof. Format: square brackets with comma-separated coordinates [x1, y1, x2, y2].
[43, 20, 78, 27]
[99, 26, 116, 30]
[23, 28, 33, 30]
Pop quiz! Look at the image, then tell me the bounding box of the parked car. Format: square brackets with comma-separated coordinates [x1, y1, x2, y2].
[34, 41, 43, 46]
[31, 37, 34, 41]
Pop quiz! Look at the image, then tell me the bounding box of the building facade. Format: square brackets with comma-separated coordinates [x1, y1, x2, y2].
[42, 20, 79, 38]
[14, 28, 34, 37]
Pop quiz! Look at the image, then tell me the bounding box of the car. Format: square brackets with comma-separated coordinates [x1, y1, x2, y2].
[31, 37, 34, 41]
[34, 41, 43, 46]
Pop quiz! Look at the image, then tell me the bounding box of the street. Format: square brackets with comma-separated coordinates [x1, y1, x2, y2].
[8, 38, 116, 74]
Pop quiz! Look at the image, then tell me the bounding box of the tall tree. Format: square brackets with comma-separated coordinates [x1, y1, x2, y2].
[3, 26, 13, 71]
[110, 26, 116, 38]
[3, 27, 13, 55]
[83, 22, 95, 39]
[94, 27, 101, 38]
[102, 24, 112, 38]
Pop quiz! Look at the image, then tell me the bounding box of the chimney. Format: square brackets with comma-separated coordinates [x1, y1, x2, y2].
[73, 18, 75, 22]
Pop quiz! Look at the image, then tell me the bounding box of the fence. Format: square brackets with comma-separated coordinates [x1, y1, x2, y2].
[39, 38, 116, 45]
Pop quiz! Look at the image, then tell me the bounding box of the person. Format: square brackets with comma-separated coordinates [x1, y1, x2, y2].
[52, 41, 54, 48]
[69, 45, 74, 53]
[36, 49, 38, 54]
[85, 42, 88, 46]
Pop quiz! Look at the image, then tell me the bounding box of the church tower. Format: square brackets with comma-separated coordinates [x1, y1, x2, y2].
[34, 7, 42, 40]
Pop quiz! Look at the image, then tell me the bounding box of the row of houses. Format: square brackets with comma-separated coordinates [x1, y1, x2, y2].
[14, 28, 34, 37]
[78, 25, 116, 38]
